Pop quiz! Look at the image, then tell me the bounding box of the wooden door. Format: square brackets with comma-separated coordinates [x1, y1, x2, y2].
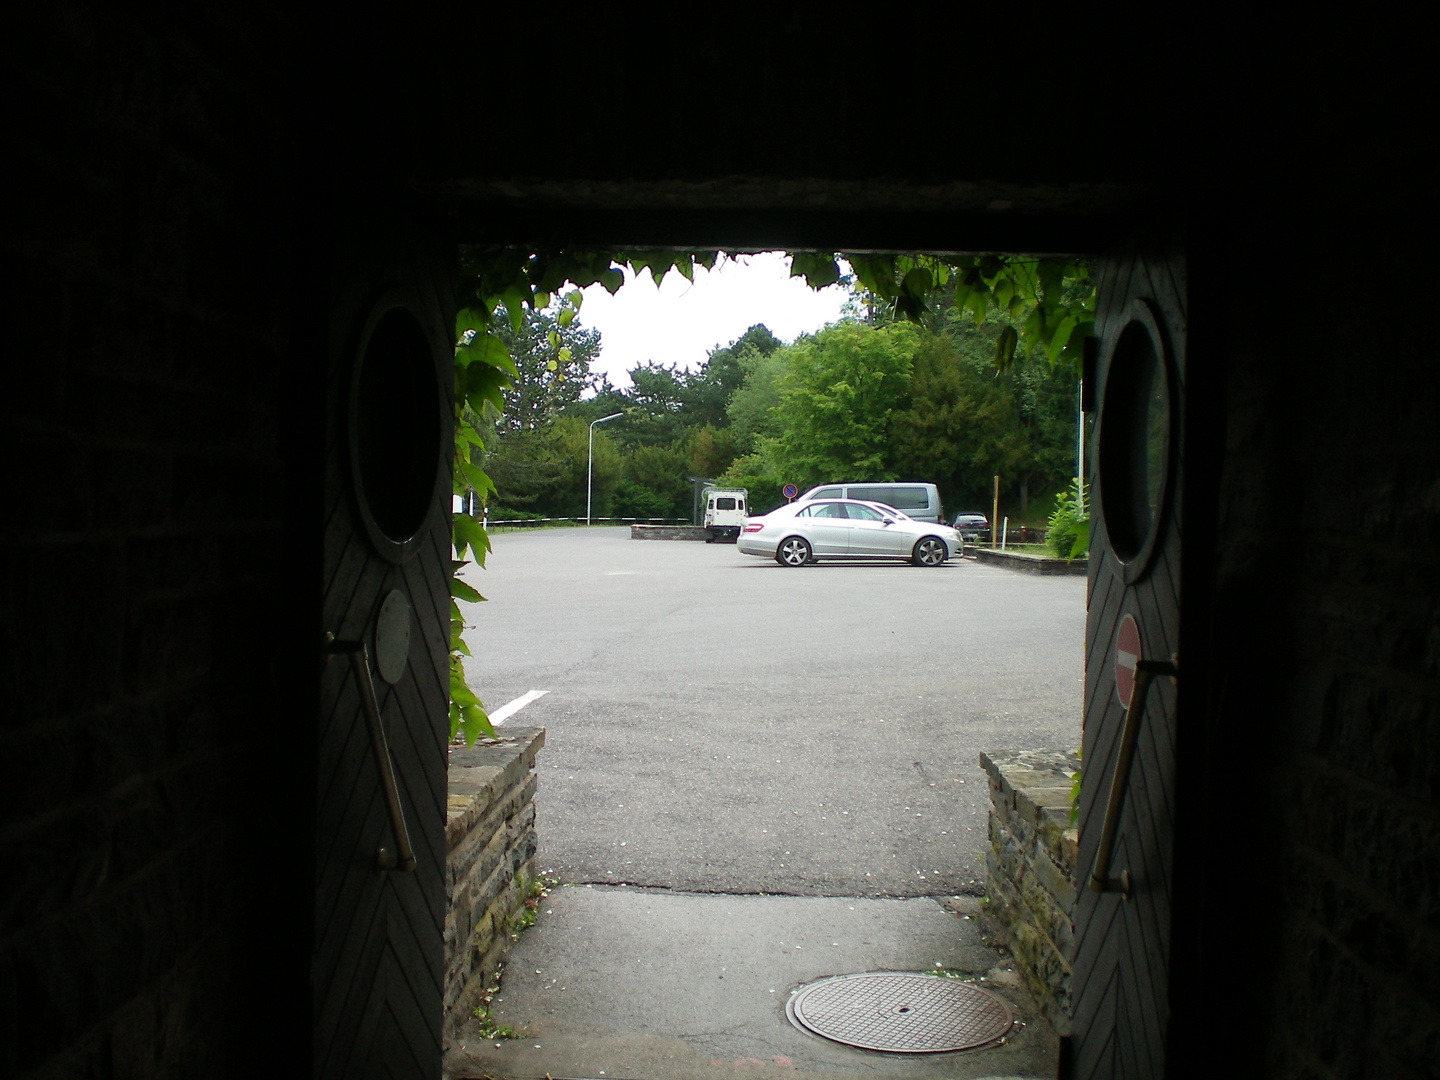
[315, 224, 454, 1079]
[1068, 227, 1186, 1078]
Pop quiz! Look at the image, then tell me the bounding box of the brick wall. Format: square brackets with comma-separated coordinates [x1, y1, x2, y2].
[1, 7, 310, 1076]
[980, 750, 1080, 1036]
[443, 728, 544, 1036]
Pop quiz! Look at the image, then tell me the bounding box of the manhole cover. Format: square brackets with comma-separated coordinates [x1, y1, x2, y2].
[785, 973, 1015, 1053]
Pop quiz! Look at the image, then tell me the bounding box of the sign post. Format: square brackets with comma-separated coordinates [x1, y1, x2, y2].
[991, 475, 1000, 548]
[782, 484, 798, 502]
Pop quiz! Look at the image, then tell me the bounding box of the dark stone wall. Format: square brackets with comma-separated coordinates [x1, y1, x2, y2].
[1169, 112, 1439, 1075]
[1227, 230, 1439, 1079]
[2, 6, 315, 1077]
[2, 7, 1434, 1079]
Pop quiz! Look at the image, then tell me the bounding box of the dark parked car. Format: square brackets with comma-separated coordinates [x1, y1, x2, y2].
[951, 512, 991, 545]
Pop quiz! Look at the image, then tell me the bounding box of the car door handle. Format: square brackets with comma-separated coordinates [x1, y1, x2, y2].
[1088, 656, 1178, 897]
[326, 633, 417, 873]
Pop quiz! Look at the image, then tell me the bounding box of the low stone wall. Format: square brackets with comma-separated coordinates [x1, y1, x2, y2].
[973, 549, 1088, 575]
[444, 726, 544, 1035]
[630, 524, 708, 540]
[980, 749, 1080, 1034]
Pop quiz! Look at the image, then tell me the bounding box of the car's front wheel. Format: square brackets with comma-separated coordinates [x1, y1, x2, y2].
[776, 536, 812, 567]
[912, 536, 948, 567]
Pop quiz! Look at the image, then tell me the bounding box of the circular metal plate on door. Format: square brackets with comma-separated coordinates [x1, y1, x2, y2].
[374, 590, 411, 685]
[785, 972, 1015, 1053]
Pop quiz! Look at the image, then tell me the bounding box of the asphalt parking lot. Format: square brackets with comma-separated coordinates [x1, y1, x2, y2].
[458, 527, 1084, 898]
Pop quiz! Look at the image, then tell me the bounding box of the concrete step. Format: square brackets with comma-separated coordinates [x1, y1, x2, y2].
[444, 887, 1057, 1080]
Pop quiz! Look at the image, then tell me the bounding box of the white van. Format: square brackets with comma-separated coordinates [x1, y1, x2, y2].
[702, 487, 749, 542]
[796, 482, 944, 523]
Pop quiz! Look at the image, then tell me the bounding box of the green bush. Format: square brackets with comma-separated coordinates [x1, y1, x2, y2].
[487, 506, 549, 521]
[1046, 478, 1089, 559]
[611, 480, 676, 519]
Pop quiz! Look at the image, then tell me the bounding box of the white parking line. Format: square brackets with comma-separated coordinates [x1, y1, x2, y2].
[490, 689, 549, 726]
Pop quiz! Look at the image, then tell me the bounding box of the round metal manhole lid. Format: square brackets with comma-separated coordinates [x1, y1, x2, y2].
[785, 973, 1015, 1053]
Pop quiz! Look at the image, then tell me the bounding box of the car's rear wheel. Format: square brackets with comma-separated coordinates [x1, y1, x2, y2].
[912, 536, 948, 566]
[776, 536, 812, 567]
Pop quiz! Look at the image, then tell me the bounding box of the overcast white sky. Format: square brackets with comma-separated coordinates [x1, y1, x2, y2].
[577, 251, 851, 389]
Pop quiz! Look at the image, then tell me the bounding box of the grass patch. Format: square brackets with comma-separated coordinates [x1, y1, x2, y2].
[508, 873, 556, 939]
[472, 977, 526, 1040]
[472, 874, 560, 1040]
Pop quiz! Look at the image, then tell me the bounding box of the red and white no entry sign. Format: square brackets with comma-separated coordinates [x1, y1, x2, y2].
[1114, 614, 1141, 709]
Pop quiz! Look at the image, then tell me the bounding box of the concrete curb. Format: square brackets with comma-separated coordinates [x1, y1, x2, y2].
[973, 549, 1087, 575]
[630, 524, 708, 540]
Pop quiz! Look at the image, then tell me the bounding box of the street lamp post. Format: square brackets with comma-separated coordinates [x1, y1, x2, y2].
[587, 412, 623, 525]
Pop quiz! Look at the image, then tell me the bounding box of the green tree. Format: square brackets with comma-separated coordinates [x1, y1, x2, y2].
[684, 324, 781, 428]
[494, 295, 600, 433]
[684, 424, 741, 481]
[486, 416, 620, 518]
[766, 321, 917, 490]
[619, 363, 690, 447]
[616, 444, 690, 519]
[1007, 354, 1080, 515]
[909, 309, 1080, 513]
[887, 332, 1030, 512]
[725, 339, 790, 452]
[577, 325, 780, 513]
[719, 450, 787, 515]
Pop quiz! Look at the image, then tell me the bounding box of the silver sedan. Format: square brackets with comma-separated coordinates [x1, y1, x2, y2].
[737, 499, 964, 567]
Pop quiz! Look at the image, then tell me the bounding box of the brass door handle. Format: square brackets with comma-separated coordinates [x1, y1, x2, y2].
[326, 634, 417, 873]
[1089, 657, 1178, 897]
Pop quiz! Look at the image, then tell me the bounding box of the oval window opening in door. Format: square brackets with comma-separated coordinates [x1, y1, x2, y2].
[350, 305, 444, 560]
[1098, 300, 1174, 581]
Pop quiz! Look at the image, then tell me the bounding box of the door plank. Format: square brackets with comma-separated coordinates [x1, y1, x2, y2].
[1070, 232, 1186, 1078]
[316, 224, 453, 1079]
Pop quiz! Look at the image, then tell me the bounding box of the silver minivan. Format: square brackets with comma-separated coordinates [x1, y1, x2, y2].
[795, 483, 944, 523]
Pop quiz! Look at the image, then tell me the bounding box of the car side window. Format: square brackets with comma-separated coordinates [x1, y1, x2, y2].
[806, 502, 846, 519]
[847, 504, 884, 521]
